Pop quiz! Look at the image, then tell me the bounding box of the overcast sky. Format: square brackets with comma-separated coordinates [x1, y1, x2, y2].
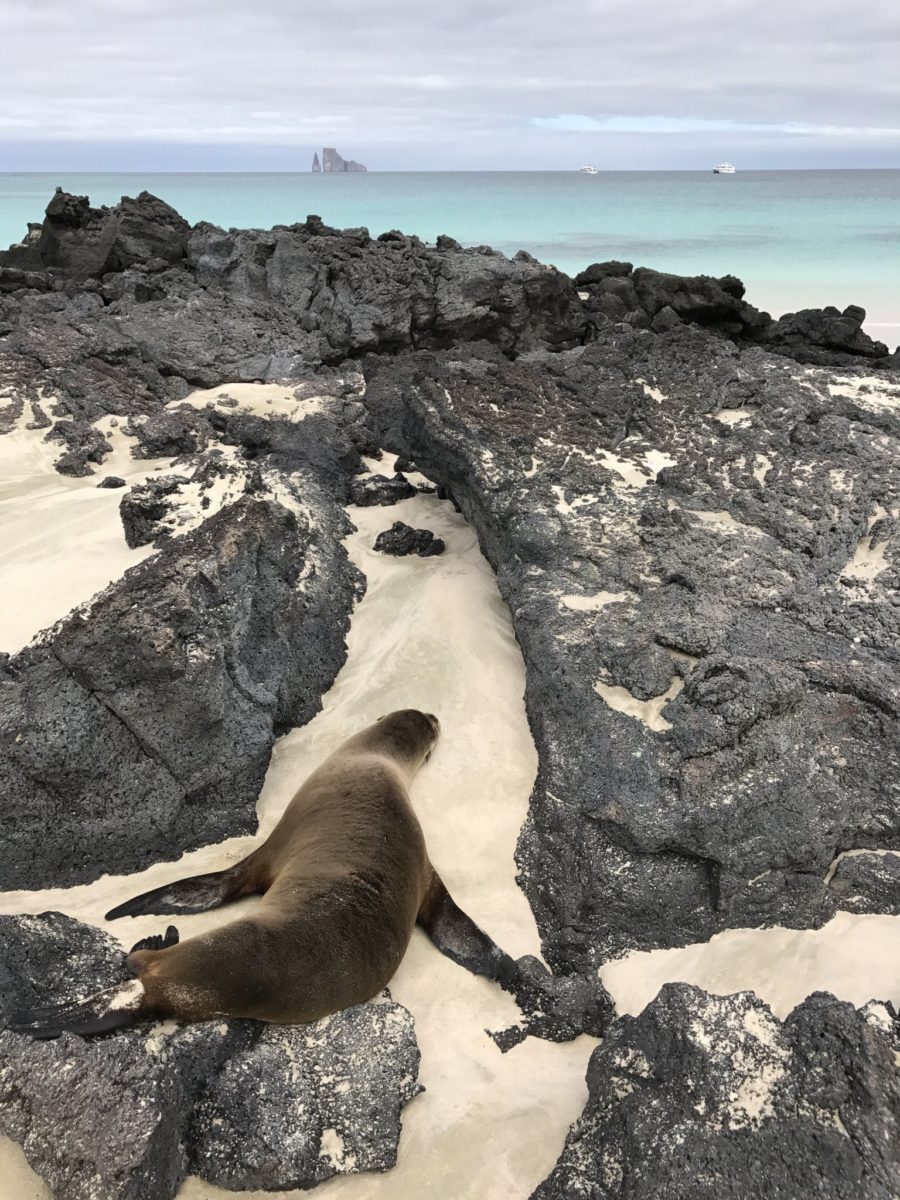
[2, 0, 899, 170]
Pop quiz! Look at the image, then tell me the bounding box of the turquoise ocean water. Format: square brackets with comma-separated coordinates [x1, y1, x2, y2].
[1, 171, 897, 340]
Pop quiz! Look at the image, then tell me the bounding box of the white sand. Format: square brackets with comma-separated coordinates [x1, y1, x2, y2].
[715, 407, 756, 426]
[827, 375, 900, 415]
[171, 383, 327, 422]
[0, 412, 175, 654]
[593, 676, 684, 732]
[0, 483, 596, 1200]
[601, 912, 900, 1021]
[560, 591, 629, 612]
[842, 504, 893, 589]
[597, 448, 675, 490]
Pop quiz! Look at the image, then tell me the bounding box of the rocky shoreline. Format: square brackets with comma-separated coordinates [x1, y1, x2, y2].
[0, 191, 898, 1198]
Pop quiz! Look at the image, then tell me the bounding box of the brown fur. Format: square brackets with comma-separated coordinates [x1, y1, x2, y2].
[125, 709, 440, 1023]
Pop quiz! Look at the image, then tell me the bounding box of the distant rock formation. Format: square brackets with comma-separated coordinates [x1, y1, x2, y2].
[320, 146, 367, 173]
[311, 151, 321, 173]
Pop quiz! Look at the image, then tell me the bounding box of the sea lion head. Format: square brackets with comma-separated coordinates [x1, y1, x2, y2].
[372, 709, 440, 770]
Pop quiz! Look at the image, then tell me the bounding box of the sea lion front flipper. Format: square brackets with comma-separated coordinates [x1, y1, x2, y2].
[106, 860, 259, 921]
[129, 925, 180, 954]
[417, 872, 518, 988]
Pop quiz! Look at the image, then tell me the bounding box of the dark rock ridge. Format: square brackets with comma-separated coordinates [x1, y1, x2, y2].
[576, 261, 896, 368]
[363, 327, 900, 967]
[0, 913, 420, 1200]
[374, 521, 446, 557]
[0, 492, 360, 890]
[0, 189, 585, 442]
[1, 192, 894, 470]
[349, 473, 418, 506]
[533, 983, 900, 1200]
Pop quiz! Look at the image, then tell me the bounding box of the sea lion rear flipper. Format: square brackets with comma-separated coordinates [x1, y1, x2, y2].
[5, 980, 149, 1039]
[105, 861, 257, 921]
[417, 872, 518, 989]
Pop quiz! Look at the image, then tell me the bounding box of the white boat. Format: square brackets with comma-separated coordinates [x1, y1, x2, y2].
[713, 161, 736, 174]
[579, 164, 599, 174]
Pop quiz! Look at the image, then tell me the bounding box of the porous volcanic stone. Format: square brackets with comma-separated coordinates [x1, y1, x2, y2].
[349, 473, 417, 506]
[533, 984, 900, 1200]
[373, 521, 445, 557]
[0, 494, 359, 890]
[363, 327, 900, 967]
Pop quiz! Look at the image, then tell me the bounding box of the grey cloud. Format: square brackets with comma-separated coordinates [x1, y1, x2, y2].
[1, 0, 898, 167]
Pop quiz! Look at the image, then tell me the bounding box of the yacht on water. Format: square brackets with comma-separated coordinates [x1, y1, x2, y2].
[579, 164, 599, 174]
[713, 161, 736, 174]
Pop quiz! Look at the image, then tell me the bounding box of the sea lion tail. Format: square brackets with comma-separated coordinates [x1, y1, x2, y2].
[5, 979, 149, 1039]
[105, 860, 259, 920]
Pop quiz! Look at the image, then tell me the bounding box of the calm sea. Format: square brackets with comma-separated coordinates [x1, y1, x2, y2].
[1, 171, 897, 339]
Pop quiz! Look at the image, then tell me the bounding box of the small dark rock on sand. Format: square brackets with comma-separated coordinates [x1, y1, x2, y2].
[97, 476, 126, 489]
[373, 521, 445, 557]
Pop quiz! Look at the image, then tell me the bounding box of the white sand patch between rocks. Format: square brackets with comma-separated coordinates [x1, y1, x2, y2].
[560, 591, 629, 611]
[171, 382, 327, 421]
[827, 375, 900, 414]
[594, 676, 684, 732]
[600, 911, 900, 1021]
[598, 448, 675, 490]
[715, 407, 756, 426]
[0, 410, 175, 654]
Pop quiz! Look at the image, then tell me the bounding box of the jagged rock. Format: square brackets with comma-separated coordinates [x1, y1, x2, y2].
[119, 474, 187, 548]
[491, 955, 614, 1051]
[349, 473, 417, 506]
[45, 419, 112, 477]
[192, 1004, 420, 1190]
[0, 496, 359, 890]
[533, 984, 900, 1200]
[764, 304, 889, 365]
[574, 260, 894, 366]
[373, 521, 445, 557]
[26, 190, 191, 278]
[98, 475, 126, 488]
[127, 409, 207, 458]
[0, 191, 586, 437]
[828, 852, 900, 914]
[363, 328, 900, 966]
[0, 914, 420, 1200]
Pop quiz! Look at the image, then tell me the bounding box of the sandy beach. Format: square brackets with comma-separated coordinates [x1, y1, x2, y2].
[1, 375, 899, 1197]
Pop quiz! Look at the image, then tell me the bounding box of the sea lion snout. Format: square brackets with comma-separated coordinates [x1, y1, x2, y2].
[372, 709, 440, 767]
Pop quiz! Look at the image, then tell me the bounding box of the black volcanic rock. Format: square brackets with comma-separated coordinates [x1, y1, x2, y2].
[191, 1005, 420, 1191]
[575, 260, 894, 366]
[119, 474, 188, 548]
[45, 418, 112, 477]
[764, 304, 889, 365]
[363, 327, 900, 967]
[0, 191, 587, 437]
[0, 495, 360, 890]
[98, 475, 126, 488]
[828, 852, 900, 914]
[0, 914, 420, 1200]
[31, 190, 190, 278]
[349, 473, 417, 506]
[533, 984, 900, 1200]
[374, 521, 445, 557]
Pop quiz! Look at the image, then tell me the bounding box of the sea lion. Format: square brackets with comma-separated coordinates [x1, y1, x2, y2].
[9, 709, 518, 1037]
